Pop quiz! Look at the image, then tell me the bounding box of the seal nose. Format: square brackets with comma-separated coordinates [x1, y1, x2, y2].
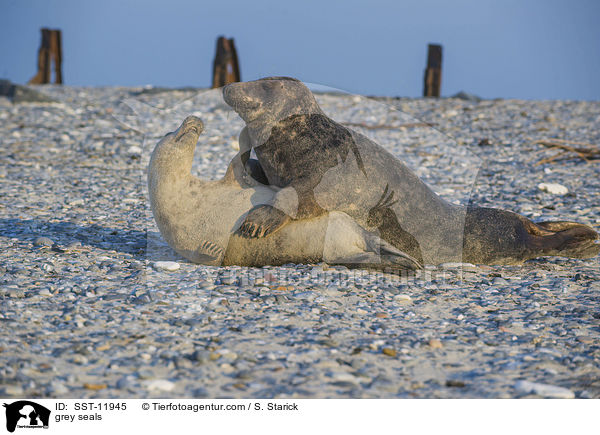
[175, 116, 204, 142]
[182, 116, 204, 134]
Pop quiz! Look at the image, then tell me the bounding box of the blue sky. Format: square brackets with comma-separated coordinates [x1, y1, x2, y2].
[1, 0, 599, 99]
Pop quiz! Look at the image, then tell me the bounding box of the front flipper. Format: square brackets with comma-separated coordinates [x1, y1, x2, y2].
[198, 239, 224, 258]
[238, 204, 291, 238]
[196, 239, 225, 263]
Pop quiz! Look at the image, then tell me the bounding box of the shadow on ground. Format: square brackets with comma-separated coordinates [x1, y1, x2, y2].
[0, 218, 149, 259]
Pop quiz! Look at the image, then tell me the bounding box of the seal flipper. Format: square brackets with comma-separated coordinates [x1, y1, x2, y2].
[196, 240, 225, 263]
[528, 220, 599, 259]
[367, 184, 424, 264]
[238, 204, 291, 238]
[377, 238, 423, 270]
[328, 238, 422, 270]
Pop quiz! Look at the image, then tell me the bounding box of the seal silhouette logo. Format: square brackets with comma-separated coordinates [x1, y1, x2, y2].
[3, 401, 50, 433]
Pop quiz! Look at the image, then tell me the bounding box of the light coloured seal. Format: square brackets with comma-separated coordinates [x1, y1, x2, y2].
[223, 77, 599, 265]
[147, 116, 421, 269]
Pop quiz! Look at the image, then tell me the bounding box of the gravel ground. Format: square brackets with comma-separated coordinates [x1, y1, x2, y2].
[0, 85, 598, 399]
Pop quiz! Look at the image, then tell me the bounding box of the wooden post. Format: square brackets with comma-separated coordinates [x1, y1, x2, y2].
[211, 36, 241, 88]
[29, 28, 63, 84]
[51, 29, 63, 84]
[423, 43, 442, 97]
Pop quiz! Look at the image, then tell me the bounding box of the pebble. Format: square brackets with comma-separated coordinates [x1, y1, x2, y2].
[514, 380, 575, 399]
[116, 376, 136, 389]
[68, 198, 85, 206]
[66, 241, 82, 250]
[428, 339, 443, 349]
[394, 294, 412, 303]
[219, 363, 235, 374]
[137, 369, 156, 380]
[382, 348, 397, 357]
[330, 372, 359, 384]
[192, 387, 209, 398]
[440, 262, 476, 269]
[47, 381, 69, 395]
[190, 350, 211, 364]
[538, 183, 568, 195]
[127, 145, 143, 155]
[8, 288, 25, 298]
[144, 379, 176, 392]
[153, 261, 180, 271]
[83, 383, 107, 391]
[1, 385, 24, 396]
[34, 236, 54, 247]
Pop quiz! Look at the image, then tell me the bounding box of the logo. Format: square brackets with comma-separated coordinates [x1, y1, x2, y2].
[3, 401, 50, 433]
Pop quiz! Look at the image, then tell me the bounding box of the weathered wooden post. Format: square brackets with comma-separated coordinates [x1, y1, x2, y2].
[29, 28, 63, 84]
[50, 29, 63, 84]
[423, 43, 442, 97]
[211, 36, 241, 88]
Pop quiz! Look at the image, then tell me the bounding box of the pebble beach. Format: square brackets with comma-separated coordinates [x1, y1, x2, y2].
[0, 84, 598, 399]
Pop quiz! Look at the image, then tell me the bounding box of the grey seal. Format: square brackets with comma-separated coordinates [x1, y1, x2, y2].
[223, 77, 599, 265]
[147, 116, 421, 269]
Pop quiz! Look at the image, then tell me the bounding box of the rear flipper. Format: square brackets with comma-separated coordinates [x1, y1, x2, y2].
[323, 213, 423, 270]
[463, 207, 599, 264]
[326, 237, 422, 270]
[372, 238, 423, 270]
[531, 220, 600, 259]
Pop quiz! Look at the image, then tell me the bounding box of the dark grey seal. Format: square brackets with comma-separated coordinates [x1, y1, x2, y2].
[223, 77, 599, 265]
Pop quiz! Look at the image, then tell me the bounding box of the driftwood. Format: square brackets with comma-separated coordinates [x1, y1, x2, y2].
[532, 138, 600, 165]
[211, 36, 240, 88]
[29, 28, 62, 85]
